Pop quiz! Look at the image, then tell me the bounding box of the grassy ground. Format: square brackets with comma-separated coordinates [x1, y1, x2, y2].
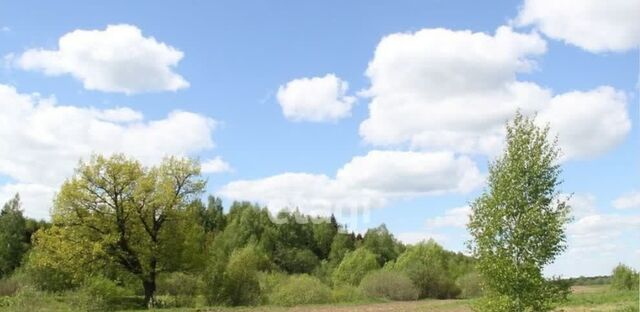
[0, 285, 637, 312]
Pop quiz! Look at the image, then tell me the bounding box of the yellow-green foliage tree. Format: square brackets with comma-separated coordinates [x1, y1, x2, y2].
[28, 154, 205, 307]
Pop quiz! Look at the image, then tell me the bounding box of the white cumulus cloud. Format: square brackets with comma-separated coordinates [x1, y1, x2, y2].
[0, 84, 216, 218]
[359, 26, 630, 159]
[277, 74, 356, 122]
[516, 0, 640, 53]
[14, 24, 189, 94]
[613, 190, 640, 210]
[219, 151, 483, 215]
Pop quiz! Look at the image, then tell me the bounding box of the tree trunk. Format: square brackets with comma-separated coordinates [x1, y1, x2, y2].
[143, 278, 156, 308]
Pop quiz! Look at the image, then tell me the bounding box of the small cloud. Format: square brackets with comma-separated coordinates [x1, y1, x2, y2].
[613, 190, 640, 210]
[425, 206, 471, 229]
[1, 26, 10, 32]
[277, 74, 356, 122]
[201, 156, 233, 174]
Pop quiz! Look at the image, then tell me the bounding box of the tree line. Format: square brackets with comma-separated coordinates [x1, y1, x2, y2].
[0, 113, 637, 312]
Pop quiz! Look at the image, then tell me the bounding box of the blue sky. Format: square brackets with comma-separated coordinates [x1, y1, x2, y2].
[0, 0, 638, 277]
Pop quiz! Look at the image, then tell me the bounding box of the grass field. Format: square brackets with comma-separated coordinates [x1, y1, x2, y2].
[1, 285, 637, 312]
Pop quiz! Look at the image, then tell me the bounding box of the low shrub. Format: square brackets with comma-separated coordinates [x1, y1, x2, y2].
[24, 265, 77, 292]
[359, 270, 418, 301]
[156, 272, 201, 307]
[331, 284, 368, 303]
[0, 278, 19, 297]
[1, 286, 60, 310]
[268, 274, 332, 306]
[456, 272, 483, 298]
[71, 276, 132, 311]
[258, 271, 288, 301]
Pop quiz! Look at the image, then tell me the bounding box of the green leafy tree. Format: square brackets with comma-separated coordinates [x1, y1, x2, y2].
[274, 247, 319, 274]
[362, 224, 403, 265]
[332, 248, 379, 286]
[0, 194, 28, 277]
[28, 154, 205, 307]
[311, 215, 339, 259]
[468, 113, 571, 311]
[200, 196, 226, 233]
[328, 232, 355, 265]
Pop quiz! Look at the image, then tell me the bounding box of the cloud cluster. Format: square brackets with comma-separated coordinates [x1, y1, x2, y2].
[15, 24, 189, 94]
[0, 84, 216, 218]
[277, 74, 356, 122]
[219, 151, 482, 215]
[568, 213, 640, 254]
[516, 0, 640, 53]
[359, 26, 630, 159]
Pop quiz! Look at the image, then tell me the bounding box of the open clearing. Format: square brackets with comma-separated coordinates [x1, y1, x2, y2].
[1, 285, 637, 312]
[132, 285, 637, 312]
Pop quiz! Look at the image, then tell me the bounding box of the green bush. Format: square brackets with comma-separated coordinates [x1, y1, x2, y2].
[331, 285, 368, 303]
[332, 248, 379, 286]
[0, 278, 19, 297]
[225, 246, 270, 305]
[359, 270, 418, 301]
[456, 272, 483, 298]
[24, 265, 77, 292]
[1, 286, 61, 310]
[390, 241, 461, 299]
[156, 272, 201, 307]
[258, 271, 288, 302]
[612, 264, 639, 291]
[268, 274, 331, 306]
[71, 276, 132, 311]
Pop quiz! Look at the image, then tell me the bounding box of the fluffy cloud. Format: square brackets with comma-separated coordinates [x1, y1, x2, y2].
[219, 151, 482, 215]
[360, 26, 548, 154]
[359, 26, 630, 159]
[516, 0, 640, 53]
[277, 74, 356, 122]
[201, 156, 232, 174]
[425, 206, 471, 229]
[15, 24, 188, 94]
[336, 151, 481, 195]
[0, 84, 216, 218]
[537, 87, 630, 160]
[612, 190, 640, 210]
